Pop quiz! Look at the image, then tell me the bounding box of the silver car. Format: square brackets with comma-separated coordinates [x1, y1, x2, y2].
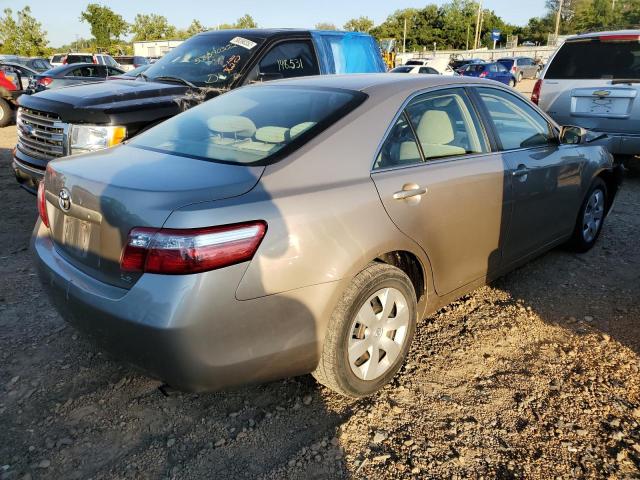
[34, 75, 622, 397]
[534, 30, 640, 172]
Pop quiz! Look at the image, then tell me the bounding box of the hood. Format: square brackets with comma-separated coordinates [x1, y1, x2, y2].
[19, 80, 207, 124]
[44, 144, 264, 288]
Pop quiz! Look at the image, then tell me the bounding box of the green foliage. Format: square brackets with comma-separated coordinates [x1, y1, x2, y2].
[79, 4, 128, 48]
[0, 7, 50, 56]
[218, 14, 258, 30]
[315, 22, 337, 30]
[343, 16, 374, 32]
[131, 13, 176, 41]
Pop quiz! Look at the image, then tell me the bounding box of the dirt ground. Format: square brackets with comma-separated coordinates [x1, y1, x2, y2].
[1, 119, 639, 480]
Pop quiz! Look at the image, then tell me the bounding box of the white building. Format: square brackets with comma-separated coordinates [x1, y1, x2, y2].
[133, 40, 184, 58]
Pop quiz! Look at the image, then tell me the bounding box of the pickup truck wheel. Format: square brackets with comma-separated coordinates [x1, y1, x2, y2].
[0, 99, 12, 128]
[313, 263, 417, 398]
[568, 178, 607, 253]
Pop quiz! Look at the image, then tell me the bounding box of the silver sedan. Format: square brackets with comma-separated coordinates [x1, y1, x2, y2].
[34, 74, 622, 397]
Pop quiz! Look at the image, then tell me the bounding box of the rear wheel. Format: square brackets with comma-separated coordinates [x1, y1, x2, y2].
[313, 263, 417, 398]
[569, 178, 607, 252]
[0, 99, 12, 128]
[508, 78, 516, 87]
[517, 72, 523, 83]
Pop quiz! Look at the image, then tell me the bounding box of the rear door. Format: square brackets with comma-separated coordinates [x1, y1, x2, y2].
[540, 34, 640, 134]
[475, 86, 585, 265]
[371, 87, 512, 295]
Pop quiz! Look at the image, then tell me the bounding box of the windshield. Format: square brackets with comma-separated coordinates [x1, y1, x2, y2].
[547, 37, 640, 79]
[497, 59, 514, 69]
[143, 32, 265, 88]
[130, 85, 367, 166]
[391, 66, 413, 73]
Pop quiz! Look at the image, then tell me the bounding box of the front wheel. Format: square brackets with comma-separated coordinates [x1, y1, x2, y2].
[313, 263, 417, 398]
[568, 178, 607, 252]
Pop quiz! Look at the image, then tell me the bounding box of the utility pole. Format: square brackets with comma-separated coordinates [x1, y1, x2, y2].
[554, 0, 564, 39]
[466, 24, 470, 51]
[403, 17, 407, 54]
[473, 0, 483, 50]
[478, 9, 484, 49]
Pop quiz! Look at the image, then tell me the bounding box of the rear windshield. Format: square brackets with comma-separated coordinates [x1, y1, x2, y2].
[67, 55, 93, 64]
[546, 37, 640, 79]
[130, 85, 367, 166]
[391, 66, 413, 73]
[405, 60, 424, 66]
[465, 64, 486, 72]
[497, 59, 514, 69]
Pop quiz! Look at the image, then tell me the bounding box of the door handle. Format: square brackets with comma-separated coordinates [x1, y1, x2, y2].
[512, 165, 530, 177]
[393, 186, 428, 200]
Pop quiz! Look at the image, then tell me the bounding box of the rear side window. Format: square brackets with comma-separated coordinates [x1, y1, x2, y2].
[546, 37, 640, 79]
[477, 87, 555, 150]
[374, 88, 487, 169]
[466, 64, 485, 73]
[419, 67, 438, 74]
[130, 86, 366, 166]
[69, 66, 103, 77]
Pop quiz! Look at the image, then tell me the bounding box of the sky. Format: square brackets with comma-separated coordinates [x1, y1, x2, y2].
[10, 0, 547, 47]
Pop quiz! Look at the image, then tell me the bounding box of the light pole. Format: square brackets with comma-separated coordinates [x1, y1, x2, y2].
[554, 0, 564, 39]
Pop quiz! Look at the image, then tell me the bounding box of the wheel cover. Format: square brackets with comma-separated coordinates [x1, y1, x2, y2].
[348, 287, 410, 381]
[582, 189, 604, 243]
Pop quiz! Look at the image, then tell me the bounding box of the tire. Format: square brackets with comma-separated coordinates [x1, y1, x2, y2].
[313, 263, 417, 398]
[0, 99, 12, 128]
[517, 72, 523, 83]
[508, 78, 516, 87]
[568, 178, 607, 253]
[622, 156, 640, 176]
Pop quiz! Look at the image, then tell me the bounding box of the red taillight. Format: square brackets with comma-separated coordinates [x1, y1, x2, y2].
[121, 221, 267, 274]
[531, 78, 543, 105]
[62, 56, 67, 64]
[37, 181, 50, 228]
[511, 66, 517, 72]
[37, 77, 52, 86]
[479, 71, 488, 78]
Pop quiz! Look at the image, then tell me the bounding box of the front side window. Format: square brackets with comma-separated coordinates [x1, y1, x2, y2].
[477, 87, 555, 150]
[250, 41, 319, 81]
[130, 85, 366, 166]
[374, 88, 488, 169]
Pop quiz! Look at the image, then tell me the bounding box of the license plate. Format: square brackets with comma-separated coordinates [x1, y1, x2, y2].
[62, 215, 92, 258]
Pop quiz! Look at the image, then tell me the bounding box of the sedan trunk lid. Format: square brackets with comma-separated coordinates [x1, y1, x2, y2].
[43, 144, 264, 289]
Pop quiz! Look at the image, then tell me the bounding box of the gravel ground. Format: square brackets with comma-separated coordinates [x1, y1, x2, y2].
[1, 123, 639, 480]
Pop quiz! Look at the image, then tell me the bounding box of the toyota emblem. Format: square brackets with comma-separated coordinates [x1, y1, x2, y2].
[58, 188, 71, 212]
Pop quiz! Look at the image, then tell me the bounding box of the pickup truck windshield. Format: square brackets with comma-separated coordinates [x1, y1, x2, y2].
[143, 33, 265, 88]
[129, 85, 367, 166]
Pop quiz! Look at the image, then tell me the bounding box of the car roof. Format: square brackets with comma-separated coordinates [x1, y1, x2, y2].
[566, 29, 640, 41]
[264, 73, 501, 96]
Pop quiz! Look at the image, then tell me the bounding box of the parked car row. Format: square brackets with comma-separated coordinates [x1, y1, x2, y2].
[4, 27, 630, 398]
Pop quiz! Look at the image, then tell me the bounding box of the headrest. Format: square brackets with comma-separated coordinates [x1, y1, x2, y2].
[416, 110, 454, 145]
[290, 122, 316, 138]
[255, 126, 290, 144]
[207, 115, 256, 138]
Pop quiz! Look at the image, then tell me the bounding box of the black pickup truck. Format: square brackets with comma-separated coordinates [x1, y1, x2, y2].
[12, 28, 386, 193]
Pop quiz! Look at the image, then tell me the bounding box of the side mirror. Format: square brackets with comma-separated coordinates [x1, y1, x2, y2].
[559, 125, 587, 145]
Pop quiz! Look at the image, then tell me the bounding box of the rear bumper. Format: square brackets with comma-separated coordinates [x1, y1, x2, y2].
[34, 222, 343, 391]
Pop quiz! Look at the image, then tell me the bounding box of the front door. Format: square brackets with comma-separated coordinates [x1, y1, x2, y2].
[474, 87, 584, 266]
[371, 87, 512, 295]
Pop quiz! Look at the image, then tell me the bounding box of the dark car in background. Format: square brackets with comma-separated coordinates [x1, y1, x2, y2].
[107, 64, 151, 80]
[15, 57, 52, 73]
[13, 28, 386, 193]
[497, 57, 540, 83]
[114, 55, 150, 72]
[451, 58, 484, 73]
[28, 63, 125, 93]
[460, 62, 516, 86]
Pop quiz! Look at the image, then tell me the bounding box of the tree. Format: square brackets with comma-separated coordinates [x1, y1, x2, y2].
[0, 7, 49, 56]
[79, 4, 128, 48]
[185, 19, 207, 36]
[131, 13, 176, 41]
[218, 14, 258, 30]
[343, 16, 374, 32]
[315, 22, 337, 30]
